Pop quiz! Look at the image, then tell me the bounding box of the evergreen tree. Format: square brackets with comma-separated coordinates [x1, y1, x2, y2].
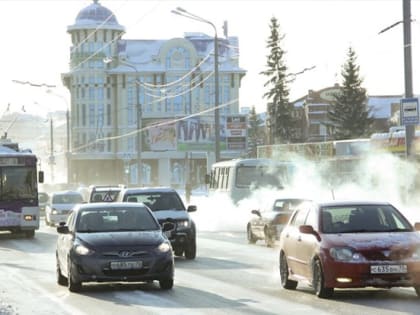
[247, 106, 263, 158]
[326, 47, 374, 140]
[260, 17, 295, 144]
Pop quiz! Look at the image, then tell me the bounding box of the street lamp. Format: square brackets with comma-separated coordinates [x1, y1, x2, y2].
[46, 89, 71, 183]
[171, 7, 221, 162]
[104, 58, 143, 186]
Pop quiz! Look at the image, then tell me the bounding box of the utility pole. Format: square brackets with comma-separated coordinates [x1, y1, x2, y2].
[403, 0, 415, 158]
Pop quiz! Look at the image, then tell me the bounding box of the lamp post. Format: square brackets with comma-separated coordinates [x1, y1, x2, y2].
[171, 7, 221, 162]
[104, 58, 143, 186]
[46, 90, 71, 183]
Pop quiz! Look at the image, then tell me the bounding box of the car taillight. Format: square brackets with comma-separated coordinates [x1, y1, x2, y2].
[273, 214, 291, 225]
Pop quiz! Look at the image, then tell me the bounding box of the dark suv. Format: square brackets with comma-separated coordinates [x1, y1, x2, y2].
[117, 187, 197, 259]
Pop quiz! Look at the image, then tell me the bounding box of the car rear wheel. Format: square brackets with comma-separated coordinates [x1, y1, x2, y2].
[279, 252, 297, 290]
[67, 259, 82, 292]
[264, 227, 274, 247]
[184, 239, 196, 260]
[313, 259, 333, 298]
[25, 230, 35, 238]
[247, 225, 257, 244]
[159, 278, 174, 290]
[56, 255, 67, 286]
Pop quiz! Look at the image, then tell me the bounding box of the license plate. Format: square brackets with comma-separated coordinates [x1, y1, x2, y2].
[370, 264, 407, 274]
[110, 261, 143, 270]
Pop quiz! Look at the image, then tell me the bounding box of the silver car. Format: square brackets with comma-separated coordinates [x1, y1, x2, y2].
[45, 191, 84, 226]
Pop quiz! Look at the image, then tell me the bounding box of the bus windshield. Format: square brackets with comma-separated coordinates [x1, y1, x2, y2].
[0, 167, 37, 201]
[236, 165, 284, 188]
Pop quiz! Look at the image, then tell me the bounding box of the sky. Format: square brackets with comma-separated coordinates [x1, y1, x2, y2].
[1, 0, 420, 116]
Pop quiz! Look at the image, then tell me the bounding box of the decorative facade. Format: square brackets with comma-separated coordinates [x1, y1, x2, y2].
[62, 0, 246, 187]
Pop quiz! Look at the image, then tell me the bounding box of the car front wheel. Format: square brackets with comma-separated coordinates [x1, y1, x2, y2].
[184, 239, 196, 260]
[279, 251, 297, 290]
[247, 225, 257, 244]
[159, 278, 174, 290]
[56, 254, 67, 286]
[67, 258, 82, 292]
[313, 259, 333, 298]
[414, 286, 420, 297]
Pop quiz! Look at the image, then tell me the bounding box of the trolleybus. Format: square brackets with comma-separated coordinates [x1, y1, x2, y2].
[206, 158, 295, 204]
[0, 140, 44, 238]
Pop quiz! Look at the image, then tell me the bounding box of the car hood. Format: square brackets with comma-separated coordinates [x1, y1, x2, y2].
[51, 203, 78, 210]
[152, 210, 189, 222]
[322, 232, 420, 250]
[76, 231, 164, 247]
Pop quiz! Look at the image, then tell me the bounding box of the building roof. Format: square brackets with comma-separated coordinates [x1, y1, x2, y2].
[68, 0, 125, 32]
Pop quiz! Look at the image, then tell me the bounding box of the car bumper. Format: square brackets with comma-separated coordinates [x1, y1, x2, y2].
[323, 259, 420, 288]
[69, 251, 174, 283]
[48, 214, 70, 225]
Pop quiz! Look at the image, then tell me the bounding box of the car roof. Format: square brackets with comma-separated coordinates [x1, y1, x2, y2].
[317, 200, 392, 207]
[52, 190, 83, 196]
[121, 187, 177, 194]
[73, 202, 148, 212]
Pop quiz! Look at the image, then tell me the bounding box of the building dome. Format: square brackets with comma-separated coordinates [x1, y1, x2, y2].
[68, 0, 125, 32]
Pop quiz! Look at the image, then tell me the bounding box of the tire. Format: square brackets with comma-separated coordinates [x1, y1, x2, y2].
[313, 259, 333, 298]
[159, 278, 174, 290]
[279, 252, 298, 290]
[414, 286, 420, 297]
[247, 225, 257, 244]
[264, 227, 274, 247]
[67, 259, 82, 292]
[185, 239, 196, 260]
[56, 254, 68, 286]
[25, 230, 35, 238]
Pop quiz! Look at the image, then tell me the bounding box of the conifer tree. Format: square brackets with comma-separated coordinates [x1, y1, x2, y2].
[247, 106, 263, 158]
[260, 17, 295, 144]
[326, 47, 374, 140]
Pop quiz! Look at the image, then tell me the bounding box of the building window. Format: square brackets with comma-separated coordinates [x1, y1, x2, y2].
[82, 104, 86, 126]
[89, 104, 95, 127]
[107, 103, 111, 126]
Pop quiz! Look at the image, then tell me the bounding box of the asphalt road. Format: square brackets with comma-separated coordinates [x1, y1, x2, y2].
[0, 219, 419, 315]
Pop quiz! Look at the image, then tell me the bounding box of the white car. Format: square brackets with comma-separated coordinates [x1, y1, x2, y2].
[45, 191, 84, 226]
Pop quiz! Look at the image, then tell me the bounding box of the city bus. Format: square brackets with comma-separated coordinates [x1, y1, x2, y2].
[206, 158, 295, 204]
[0, 139, 44, 238]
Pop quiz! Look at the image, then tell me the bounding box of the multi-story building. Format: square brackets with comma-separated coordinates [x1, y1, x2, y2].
[62, 0, 246, 187]
[291, 84, 402, 142]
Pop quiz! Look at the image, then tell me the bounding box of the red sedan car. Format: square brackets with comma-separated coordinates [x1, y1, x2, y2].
[278, 201, 420, 298]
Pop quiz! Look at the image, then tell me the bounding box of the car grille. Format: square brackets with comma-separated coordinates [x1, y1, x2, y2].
[102, 250, 150, 258]
[103, 269, 150, 276]
[362, 248, 412, 261]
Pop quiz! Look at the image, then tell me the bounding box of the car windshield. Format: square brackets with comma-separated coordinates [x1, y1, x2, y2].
[273, 199, 306, 212]
[76, 207, 160, 233]
[53, 194, 84, 204]
[320, 204, 413, 234]
[125, 192, 185, 211]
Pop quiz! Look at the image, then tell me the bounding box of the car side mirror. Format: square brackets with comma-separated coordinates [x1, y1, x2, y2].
[187, 205, 197, 212]
[204, 174, 210, 185]
[38, 171, 44, 183]
[162, 222, 175, 232]
[251, 209, 261, 217]
[299, 224, 321, 241]
[57, 225, 69, 234]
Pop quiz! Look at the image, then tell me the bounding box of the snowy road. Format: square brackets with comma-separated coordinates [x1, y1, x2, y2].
[0, 223, 419, 315]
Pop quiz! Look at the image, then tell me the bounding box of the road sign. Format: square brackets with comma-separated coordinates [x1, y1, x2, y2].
[400, 98, 419, 125]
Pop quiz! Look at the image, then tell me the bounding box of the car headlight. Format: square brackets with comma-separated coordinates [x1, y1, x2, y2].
[74, 244, 94, 256]
[52, 209, 58, 215]
[177, 220, 190, 228]
[412, 247, 420, 259]
[156, 241, 172, 253]
[329, 247, 365, 262]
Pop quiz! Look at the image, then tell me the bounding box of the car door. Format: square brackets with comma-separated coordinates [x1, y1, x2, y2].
[57, 212, 76, 275]
[281, 206, 309, 275]
[293, 206, 319, 278]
